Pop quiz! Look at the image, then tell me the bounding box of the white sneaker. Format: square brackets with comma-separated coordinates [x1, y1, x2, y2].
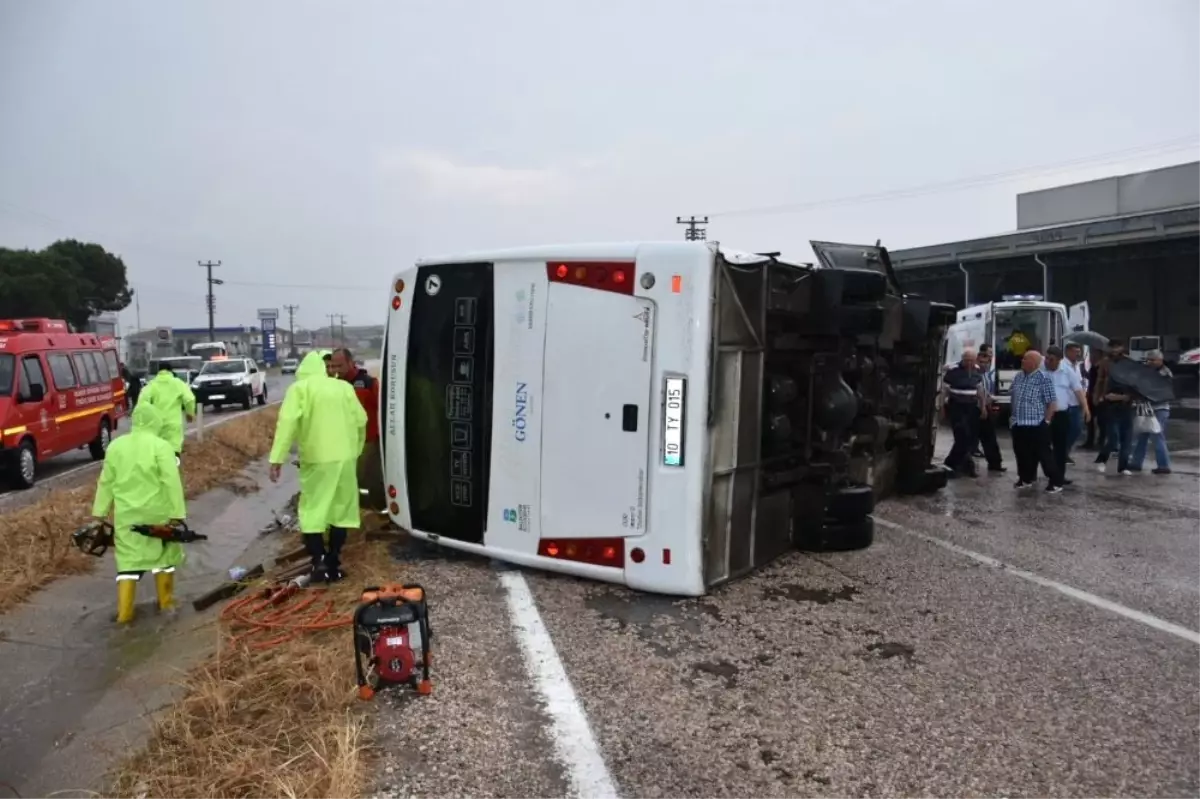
[1119, 470, 1134, 476]
[1095, 463, 1106, 473]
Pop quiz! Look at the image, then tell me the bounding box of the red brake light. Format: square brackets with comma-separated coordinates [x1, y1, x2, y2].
[546, 262, 635, 295]
[387, 485, 398, 498]
[392, 296, 402, 310]
[630, 547, 645, 564]
[538, 538, 625, 568]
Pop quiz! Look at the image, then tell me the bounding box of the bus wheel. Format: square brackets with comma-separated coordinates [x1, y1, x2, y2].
[826, 484, 874, 521]
[897, 466, 949, 495]
[89, 418, 112, 461]
[12, 440, 37, 489]
[795, 515, 874, 553]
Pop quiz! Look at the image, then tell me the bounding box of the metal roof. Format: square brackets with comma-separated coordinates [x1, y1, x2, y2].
[890, 205, 1200, 271]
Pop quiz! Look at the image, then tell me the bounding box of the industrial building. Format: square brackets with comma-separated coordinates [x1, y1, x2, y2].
[890, 161, 1199, 357]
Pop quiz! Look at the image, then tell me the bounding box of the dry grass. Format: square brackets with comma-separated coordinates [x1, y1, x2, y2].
[0, 407, 281, 613]
[111, 522, 400, 799]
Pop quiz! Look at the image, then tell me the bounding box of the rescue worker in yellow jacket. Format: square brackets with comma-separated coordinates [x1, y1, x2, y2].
[269, 351, 367, 582]
[91, 401, 188, 623]
[138, 366, 197, 457]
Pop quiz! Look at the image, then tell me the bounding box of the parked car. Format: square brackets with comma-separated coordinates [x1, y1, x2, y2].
[280, 358, 299, 375]
[190, 357, 268, 410]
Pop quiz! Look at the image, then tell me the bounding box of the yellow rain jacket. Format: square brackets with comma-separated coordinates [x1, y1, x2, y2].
[92, 401, 188, 573]
[269, 352, 367, 533]
[138, 370, 197, 453]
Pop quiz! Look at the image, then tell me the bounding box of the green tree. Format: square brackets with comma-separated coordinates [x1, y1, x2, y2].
[0, 240, 133, 329]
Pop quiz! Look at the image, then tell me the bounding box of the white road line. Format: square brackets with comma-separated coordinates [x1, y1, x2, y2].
[876, 517, 1200, 645]
[498, 571, 619, 799]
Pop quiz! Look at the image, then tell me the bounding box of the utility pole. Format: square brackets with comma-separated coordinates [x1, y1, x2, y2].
[336, 313, 347, 347]
[327, 313, 346, 347]
[198, 260, 223, 340]
[676, 215, 709, 241]
[283, 304, 299, 357]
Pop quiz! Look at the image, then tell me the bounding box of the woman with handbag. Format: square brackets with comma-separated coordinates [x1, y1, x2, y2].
[1130, 349, 1172, 475]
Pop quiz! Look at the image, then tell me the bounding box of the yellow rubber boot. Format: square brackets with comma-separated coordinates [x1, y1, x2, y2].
[155, 571, 176, 613]
[116, 579, 137, 624]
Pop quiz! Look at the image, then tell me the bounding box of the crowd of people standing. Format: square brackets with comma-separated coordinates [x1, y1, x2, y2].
[941, 337, 1174, 492]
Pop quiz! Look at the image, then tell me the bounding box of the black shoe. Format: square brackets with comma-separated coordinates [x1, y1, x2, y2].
[1044, 485, 1064, 494]
[1014, 480, 1033, 489]
[1153, 468, 1172, 475]
[324, 568, 345, 583]
[971, 450, 984, 458]
[1060, 479, 1073, 486]
[988, 464, 1008, 473]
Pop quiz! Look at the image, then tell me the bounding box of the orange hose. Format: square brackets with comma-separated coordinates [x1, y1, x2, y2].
[219, 580, 354, 650]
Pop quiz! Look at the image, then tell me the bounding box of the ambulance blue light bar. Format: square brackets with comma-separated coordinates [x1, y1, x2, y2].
[1001, 294, 1044, 302]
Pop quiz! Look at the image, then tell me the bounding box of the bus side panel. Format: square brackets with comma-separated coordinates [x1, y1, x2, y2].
[487, 261, 549, 554]
[383, 271, 416, 531]
[622, 244, 714, 597]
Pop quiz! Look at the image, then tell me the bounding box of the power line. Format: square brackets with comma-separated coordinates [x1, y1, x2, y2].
[707, 135, 1200, 219]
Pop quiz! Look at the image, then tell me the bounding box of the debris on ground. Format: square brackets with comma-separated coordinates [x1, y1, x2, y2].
[0, 407, 281, 613]
[110, 511, 401, 799]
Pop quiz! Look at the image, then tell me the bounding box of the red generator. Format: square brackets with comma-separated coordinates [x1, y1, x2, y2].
[353, 584, 433, 700]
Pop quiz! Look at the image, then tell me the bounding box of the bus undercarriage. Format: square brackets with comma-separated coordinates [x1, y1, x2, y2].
[704, 243, 954, 587]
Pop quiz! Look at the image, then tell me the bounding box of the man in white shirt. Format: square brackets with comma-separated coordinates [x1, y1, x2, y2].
[1063, 343, 1087, 464]
[1045, 345, 1090, 481]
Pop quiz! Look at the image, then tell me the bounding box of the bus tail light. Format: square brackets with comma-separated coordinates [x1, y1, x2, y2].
[546, 262, 636, 296]
[538, 538, 625, 568]
[392, 296, 402, 310]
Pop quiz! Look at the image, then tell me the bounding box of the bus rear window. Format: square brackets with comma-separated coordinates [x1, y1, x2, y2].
[404, 263, 494, 542]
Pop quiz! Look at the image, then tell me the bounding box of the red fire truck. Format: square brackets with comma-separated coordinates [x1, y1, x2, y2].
[0, 318, 127, 488]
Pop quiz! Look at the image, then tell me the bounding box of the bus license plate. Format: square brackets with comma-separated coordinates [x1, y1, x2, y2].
[663, 377, 686, 467]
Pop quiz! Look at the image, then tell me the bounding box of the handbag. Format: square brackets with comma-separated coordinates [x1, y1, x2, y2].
[1133, 401, 1161, 435]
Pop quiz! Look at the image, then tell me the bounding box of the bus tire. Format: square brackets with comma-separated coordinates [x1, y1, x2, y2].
[897, 466, 949, 495]
[826, 484, 874, 521]
[796, 514, 874, 553]
[11, 439, 37, 489]
[88, 417, 112, 461]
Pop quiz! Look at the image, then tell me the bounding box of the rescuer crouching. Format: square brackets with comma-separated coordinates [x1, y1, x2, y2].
[268, 351, 368, 582]
[90, 401, 188, 623]
[941, 347, 988, 478]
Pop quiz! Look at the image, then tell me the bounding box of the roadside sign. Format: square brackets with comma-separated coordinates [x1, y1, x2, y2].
[257, 308, 280, 320]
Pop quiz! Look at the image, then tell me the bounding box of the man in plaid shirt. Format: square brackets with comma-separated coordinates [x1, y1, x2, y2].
[1009, 350, 1065, 493]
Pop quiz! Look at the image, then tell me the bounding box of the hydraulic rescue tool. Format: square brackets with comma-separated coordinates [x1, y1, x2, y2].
[71, 520, 207, 558]
[131, 520, 208, 543]
[72, 519, 115, 557]
[354, 584, 433, 700]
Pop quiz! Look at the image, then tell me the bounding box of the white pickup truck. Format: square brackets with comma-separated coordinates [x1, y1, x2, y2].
[189, 357, 268, 410]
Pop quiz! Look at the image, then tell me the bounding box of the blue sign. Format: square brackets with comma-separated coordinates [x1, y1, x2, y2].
[260, 317, 278, 365]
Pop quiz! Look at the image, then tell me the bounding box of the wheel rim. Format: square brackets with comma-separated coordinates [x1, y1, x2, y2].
[100, 423, 111, 450]
[20, 448, 34, 484]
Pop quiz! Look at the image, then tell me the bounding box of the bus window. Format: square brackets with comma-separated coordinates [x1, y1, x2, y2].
[47, 353, 77, 390]
[72, 352, 102, 386]
[403, 262, 494, 543]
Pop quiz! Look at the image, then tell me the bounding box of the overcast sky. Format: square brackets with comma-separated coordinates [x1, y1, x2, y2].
[1, 0, 1197, 332]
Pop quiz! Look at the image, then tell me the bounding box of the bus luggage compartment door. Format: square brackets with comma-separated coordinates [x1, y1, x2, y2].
[540, 286, 654, 541]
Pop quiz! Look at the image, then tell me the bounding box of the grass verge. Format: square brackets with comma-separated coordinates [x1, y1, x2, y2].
[111, 514, 397, 799]
[0, 406, 281, 613]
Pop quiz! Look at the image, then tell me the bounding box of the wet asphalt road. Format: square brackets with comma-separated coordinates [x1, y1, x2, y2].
[0, 373, 295, 507]
[374, 421, 1200, 799]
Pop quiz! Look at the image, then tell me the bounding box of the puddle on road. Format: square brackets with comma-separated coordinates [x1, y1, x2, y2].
[0, 464, 300, 798]
[585, 590, 722, 658]
[760, 583, 858, 604]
